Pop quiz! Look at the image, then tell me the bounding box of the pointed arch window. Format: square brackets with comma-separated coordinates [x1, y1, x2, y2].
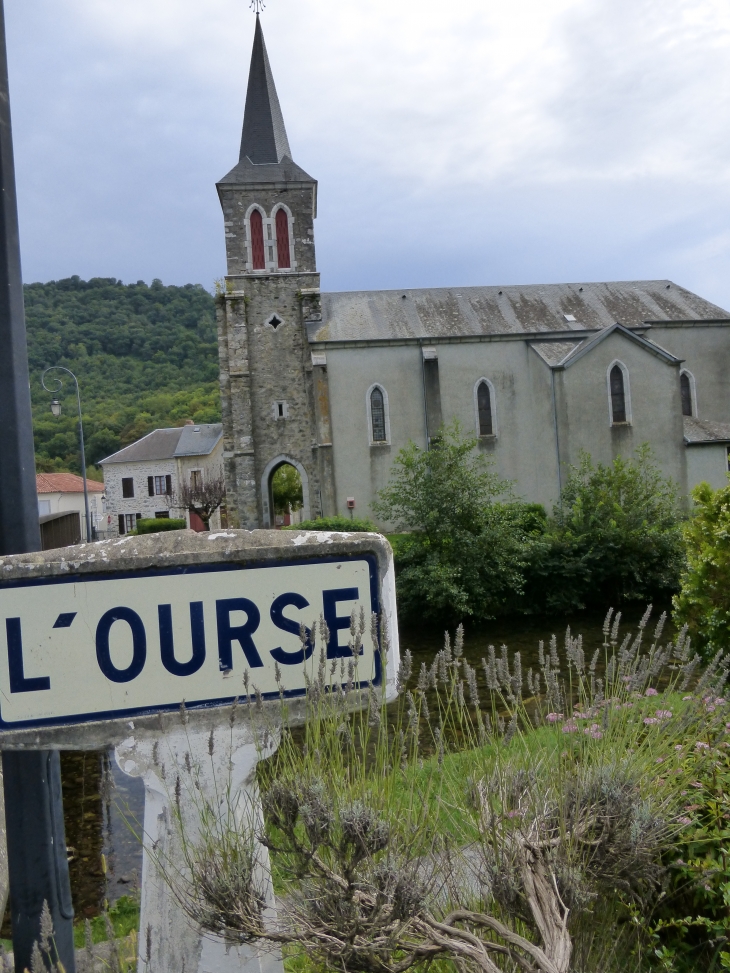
[477, 381, 493, 436]
[610, 364, 627, 423]
[370, 387, 387, 442]
[275, 209, 291, 269]
[250, 209, 266, 271]
[473, 378, 497, 437]
[680, 370, 695, 417]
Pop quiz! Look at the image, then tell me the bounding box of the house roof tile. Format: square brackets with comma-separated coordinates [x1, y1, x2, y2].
[36, 473, 104, 494]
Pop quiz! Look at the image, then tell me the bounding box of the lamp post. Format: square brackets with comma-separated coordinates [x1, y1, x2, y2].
[42, 366, 92, 542]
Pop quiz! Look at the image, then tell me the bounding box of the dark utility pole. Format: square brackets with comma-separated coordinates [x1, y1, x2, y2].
[0, 3, 76, 970]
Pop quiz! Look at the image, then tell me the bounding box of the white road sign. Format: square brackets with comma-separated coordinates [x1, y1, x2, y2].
[0, 555, 380, 729]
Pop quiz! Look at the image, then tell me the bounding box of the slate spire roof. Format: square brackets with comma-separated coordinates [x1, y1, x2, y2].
[240, 15, 292, 165]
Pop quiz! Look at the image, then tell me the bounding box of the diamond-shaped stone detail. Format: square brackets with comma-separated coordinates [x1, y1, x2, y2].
[267, 314, 283, 330]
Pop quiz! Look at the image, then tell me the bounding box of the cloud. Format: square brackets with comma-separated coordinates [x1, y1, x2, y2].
[4, 0, 730, 308]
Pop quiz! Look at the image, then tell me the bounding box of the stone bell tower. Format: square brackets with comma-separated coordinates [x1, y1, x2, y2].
[217, 14, 333, 529]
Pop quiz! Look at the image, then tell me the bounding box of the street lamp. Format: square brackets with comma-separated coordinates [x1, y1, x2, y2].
[42, 366, 93, 542]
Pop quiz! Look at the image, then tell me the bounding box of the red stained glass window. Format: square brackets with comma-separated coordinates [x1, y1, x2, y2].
[250, 209, 266, 270]
[276, 209, 291, 269]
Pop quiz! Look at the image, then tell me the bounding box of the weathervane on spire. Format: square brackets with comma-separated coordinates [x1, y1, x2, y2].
[250, 0, 265, 12]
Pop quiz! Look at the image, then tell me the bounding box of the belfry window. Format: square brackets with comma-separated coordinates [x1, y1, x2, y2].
[250, 210, 266, 270]
[275, 209, 291, 269]
[370, 388, 387, 442]
[610, 365, 627, 423]
[477, 381, 493, 436]
[680, 371, 694, 417]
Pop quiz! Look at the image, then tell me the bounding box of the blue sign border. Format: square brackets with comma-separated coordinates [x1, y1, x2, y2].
[0, 554, 382, 731]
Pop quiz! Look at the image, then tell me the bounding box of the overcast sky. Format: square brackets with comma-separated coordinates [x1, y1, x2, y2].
[5, 0, 730, 307]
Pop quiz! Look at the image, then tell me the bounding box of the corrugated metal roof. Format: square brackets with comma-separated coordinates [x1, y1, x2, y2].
[36, 473, 104, 494]
[309, 281, 729, 343]
[684, 417, 730, 444]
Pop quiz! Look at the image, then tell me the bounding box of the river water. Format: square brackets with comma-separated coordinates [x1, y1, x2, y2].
[38, 603, 670, 923]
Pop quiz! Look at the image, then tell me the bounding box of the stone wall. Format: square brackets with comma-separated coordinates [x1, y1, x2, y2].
[217, 176, 336, 529]
[217, 274, 325, 528]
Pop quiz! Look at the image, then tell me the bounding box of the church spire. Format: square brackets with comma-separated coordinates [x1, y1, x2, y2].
[240, 14, 292, 165]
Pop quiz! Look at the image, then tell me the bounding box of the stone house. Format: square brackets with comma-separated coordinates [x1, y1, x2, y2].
[216, 16, 730, 531]
[36, 472, 105, 544]
[99, 422, 224, 536]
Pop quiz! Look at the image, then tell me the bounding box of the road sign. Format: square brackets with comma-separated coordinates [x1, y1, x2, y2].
[0, 554, 382, 730]
[0, 529, 399, 973]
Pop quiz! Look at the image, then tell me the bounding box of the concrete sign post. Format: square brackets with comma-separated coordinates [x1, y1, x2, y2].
[0, 528, 399, 973]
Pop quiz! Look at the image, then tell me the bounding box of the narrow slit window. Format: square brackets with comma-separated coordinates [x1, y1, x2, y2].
[610, 365, 627, 423]
[276, 210, 291, 269]
[250, 210, 266, 270]
[370, 388, 387, 442]
[681, 372, 693, 417]
[477, 382, 493, 436]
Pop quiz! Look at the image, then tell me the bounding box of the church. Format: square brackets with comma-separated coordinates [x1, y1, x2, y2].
[216, 15, 730, 531]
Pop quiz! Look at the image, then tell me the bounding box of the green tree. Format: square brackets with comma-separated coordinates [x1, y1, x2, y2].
[673, 480, 730, 658]
[26, 276, 221, 473]
[271, 464, 303, 515]
[373, 420, 529, 623]
[547, 446, 685, 608]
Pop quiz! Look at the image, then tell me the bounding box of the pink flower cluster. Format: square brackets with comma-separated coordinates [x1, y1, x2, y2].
[695, 741, 710, 750]
[546, 713, 564, 723]
[562, 720, 579, 734]
[655, 710, 673, 720]
[583, 723, 603, 739]
[677, 816, 692, 826]
[645, 688, 659, 697]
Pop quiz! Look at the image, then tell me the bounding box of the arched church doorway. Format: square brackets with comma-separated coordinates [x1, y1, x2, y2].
[271, 463, 303, 527]
[261, 455, 311, 528]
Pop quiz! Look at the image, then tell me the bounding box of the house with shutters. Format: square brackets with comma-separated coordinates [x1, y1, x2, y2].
[99, 422, 224, 536]
[215, 15, 730, 531]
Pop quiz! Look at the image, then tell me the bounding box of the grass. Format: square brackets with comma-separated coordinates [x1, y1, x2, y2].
[71, 895, 140, 949]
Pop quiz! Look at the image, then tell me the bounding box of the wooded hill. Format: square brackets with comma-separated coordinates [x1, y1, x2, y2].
[26, 276, 220, 476]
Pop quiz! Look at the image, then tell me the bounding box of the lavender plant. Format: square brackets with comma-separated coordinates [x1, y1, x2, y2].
[157, 608, 729, 973]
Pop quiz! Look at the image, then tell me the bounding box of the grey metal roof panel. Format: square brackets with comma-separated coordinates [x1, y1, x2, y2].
[684, 417, 730, 444]
[311, 281, 730, 343]
[174, 423, 223, 458]
[100, 428, 184, 465]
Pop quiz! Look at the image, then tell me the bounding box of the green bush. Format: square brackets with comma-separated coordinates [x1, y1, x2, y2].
[373, 420, 530, 623]
[373, 427, 684, 623]
[133, 518, 187, 535]
[524, 447, 685, 613]
[283, 515, 378, 533]
[272, 464, 303, 515]
[646, 727, 730, 971]
[674, 481, 730, 660]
